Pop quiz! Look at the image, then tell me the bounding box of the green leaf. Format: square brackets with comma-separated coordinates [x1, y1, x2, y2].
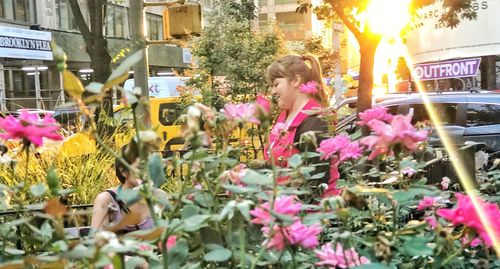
[167, 239, 189, 269]
[148, 153, 167, 188]
[61, 244, 93, 259]
[355, 263, 392, 269]
[194, 192, 215, 208]
[181, 205, 201, 219]
[270, 211, 294, 226]
[125, 257, 147, 269]
[241, 170, 273, 185]
[393, 185, 439, 205]
[30, 183, 46, 197]
[310, 172, 326, 180]
[236, 200, 254, 221]
[4, 247, 25, 255]
[46, 167, 60, 196]
[203, 248, 232, 262]
[302, 212, 336, 225]
[85, 82, 104, 94]
[104, 50, 143, 89]
[223, 184, 259, 194]
[180, 263, 201, 269]
[183, 214, 211, 232]
[217, 200, 236, 221]
[117, 189, 141, 205]
[288, 154, 302, 168]
[402, 236, 433, 257]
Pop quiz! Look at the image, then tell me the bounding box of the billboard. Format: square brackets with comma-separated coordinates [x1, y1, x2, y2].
[0, 26, 52, 60]
[406, 0, 500, 64]
[413, 58, 481, 81]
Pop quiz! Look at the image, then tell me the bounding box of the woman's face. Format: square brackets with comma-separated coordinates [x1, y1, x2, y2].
[271, 77, 298, 111]
[125, 159, 142, 187]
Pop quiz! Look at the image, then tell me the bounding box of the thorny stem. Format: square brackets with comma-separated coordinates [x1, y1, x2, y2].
[131, 104, 159, 226]
[250, 151, 279, 269]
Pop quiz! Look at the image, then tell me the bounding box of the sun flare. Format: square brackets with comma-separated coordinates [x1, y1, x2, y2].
[365, 0, 411, 37]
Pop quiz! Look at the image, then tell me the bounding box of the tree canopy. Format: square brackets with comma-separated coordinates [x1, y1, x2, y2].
[298, 0, 477, 113]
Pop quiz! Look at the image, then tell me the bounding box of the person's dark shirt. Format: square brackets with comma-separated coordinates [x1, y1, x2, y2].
[293, 115, 331, 185]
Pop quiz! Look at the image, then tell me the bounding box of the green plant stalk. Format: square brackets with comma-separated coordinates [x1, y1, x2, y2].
[170, 147, 196, 217]
[239, 222, 246, 269]
[161, 231, 170, 269]
[131, 104, 158, 226]
[441, 236, 472, 266]
[250, 152, 279, 269]
[392, 201, 398, 238]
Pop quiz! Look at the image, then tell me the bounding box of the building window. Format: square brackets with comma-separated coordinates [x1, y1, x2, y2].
[0, 0, 36, 23]
[106, 4, 127, 38]
[56, 0, 78, 30]
[146, 13, 163, 41]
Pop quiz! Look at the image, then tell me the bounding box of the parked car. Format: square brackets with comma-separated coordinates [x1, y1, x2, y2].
[337, 92, 500, 153]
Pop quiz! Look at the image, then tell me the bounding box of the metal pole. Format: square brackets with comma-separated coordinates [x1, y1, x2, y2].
[0, 64, 5, 112]
[130, 0, 151, 127]
[34, 66, 42, 109]
[333, 25, 343, 105]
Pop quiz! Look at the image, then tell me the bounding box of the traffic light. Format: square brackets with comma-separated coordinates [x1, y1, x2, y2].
[163, 3, 202, 39]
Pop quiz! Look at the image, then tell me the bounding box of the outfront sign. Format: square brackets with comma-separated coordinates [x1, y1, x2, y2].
[0, 26, 52, 60]
[406, 0, 500, 64]
[413, 58, 481, 81]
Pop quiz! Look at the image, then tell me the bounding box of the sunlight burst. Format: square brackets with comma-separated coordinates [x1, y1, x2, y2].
[365, 0, 411, 37]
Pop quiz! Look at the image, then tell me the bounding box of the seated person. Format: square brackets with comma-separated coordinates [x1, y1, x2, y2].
[91, 145, 165, 234]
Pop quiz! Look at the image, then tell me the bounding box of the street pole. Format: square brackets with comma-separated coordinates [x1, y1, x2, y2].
[129, 0, 151, 127]
[333, 23, 343, 105]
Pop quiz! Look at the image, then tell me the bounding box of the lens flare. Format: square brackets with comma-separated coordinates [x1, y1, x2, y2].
[402, 43, 500, 257]
[365, 0, 411, 37]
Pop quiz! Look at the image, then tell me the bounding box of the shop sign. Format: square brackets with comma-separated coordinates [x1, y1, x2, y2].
[413, 58, 481, 81]
[407, 0, 500, 63]
[0, 26, 52, 60]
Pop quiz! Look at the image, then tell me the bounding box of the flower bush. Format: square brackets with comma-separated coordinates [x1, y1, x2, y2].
[0, 51, 499, 269]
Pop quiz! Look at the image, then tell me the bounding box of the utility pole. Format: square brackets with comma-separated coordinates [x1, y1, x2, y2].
[333, 22, 343, 105]
[129, 0, 150, 127]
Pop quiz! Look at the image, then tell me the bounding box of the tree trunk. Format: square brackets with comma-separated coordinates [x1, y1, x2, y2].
[480, 55, 497, 90]
[356, 35, 380, 115]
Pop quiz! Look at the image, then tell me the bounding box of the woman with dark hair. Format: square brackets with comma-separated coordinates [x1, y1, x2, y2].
[266, 54, 335, 191]
[90, 145, 164, 233]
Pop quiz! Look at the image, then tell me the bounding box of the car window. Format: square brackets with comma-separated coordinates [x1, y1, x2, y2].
[408, 103, 458, 125]
[159, 103, 181, 126]
[467, 103, 500, 127]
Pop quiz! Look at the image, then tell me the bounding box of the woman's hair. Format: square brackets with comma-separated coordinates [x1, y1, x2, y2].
[115, 144, 134, 184]
[266, 54, 331, 107]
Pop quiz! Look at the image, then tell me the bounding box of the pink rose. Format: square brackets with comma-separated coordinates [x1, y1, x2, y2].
[417, 196, 437, 211]
[250, 196, 302, 225]
[437, 193, 500, 247]
[315, 243, 370, 268]
[256, 95, 271, 114]
[0, 110, 63, 147]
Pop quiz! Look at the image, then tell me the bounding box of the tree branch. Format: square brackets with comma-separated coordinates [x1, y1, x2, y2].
[326, 1, 361, 40]
[68, 0, 92, 41]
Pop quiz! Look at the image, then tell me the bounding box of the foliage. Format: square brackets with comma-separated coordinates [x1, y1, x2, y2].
[0, 46, 499, 269]
[297, 0, 478, 114]
[188, 0, 287, 109]
[293, 35, 340, 78]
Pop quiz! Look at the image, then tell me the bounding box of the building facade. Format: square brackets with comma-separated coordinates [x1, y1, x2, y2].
[0, 0, 197, 112]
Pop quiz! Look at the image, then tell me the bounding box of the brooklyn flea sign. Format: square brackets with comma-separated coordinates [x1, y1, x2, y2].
[0, 26, 52, 60]
[413, 58, 481, 81]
